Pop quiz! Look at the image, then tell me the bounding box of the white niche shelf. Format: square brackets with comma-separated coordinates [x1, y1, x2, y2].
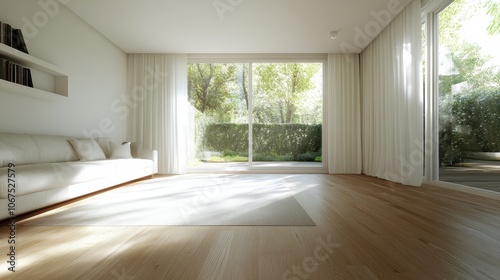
[0, 43, 68, 101]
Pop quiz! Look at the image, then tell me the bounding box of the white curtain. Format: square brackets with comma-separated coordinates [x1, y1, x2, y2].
[360, 0, 423, 186]
[327, 54, 362, 174]
[128, 54, 188, 174]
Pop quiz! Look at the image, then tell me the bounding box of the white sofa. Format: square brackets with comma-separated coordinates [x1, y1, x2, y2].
[0, 133, 158, 220]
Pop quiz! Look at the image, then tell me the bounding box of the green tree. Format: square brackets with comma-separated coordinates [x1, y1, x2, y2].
[188, 63, 237, 120]
[253, 63, 320, 124]
[485, 0, 500, 35]
[438, 43, 498, 95]
[239, 64, 249, 110]
[438, 0, 500, 96]
[438, 0, 475, 51]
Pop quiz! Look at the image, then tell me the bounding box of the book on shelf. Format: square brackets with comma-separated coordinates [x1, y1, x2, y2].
[0, 21, 29, 54]
[0, 58, 6, 81]
[24, 68, 34, 87]
[15, 29, 29, 54]
[0, 58, 34, 88]
[1, 22, 13, 47]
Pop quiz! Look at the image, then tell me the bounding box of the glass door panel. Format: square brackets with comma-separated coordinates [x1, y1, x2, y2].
[187, 63, 249, 170]
[437, 0, 500, 192]
[251, 62, 323, 168]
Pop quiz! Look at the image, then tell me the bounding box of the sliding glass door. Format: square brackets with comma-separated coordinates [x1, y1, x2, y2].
[251, 63, 323, 168]
[425, 0, 500, 193]
[187, 63, 249, 168]
[187, 59, 325, 172]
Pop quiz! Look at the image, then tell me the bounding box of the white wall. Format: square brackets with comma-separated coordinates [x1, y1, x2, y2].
[421, 0, 432, 8]
[0, 0, 128, 142]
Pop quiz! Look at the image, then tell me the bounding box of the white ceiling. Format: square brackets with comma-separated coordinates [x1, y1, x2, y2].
[64, 0, 412, 54]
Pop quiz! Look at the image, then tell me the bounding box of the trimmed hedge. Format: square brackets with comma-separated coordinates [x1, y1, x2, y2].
[203, 123, 322, 158]
[440, 89, 500, 164]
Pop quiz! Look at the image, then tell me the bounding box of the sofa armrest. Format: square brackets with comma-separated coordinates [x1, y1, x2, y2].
[138, 149, 158, 174]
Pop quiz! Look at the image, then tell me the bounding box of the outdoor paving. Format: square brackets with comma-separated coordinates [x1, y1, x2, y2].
[188, 161, 324, 172]
[439, 160, 500, 193]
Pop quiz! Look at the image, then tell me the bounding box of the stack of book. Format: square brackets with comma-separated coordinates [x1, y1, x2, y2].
[0, 21, 33, 87]
[1, 22, 29, 54]
[0, 58, 34, 87]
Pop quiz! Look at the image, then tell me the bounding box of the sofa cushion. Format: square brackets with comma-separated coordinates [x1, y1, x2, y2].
[0, 133, 38, 167]
[95, 137, 112, 158]
[0, 133, 79, 168]
[69, 138, 106, 161]
[110, 142, 133, 159]
[30, 135, 79, 163]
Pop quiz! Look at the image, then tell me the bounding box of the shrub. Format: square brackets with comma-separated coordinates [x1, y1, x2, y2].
[223, 150, 248, 157]
[203, 123, 322, 160]
[439, 88, 500, 165]
[203, 123, 249, 152]
[295, 152, 320, 162]
[252, 152, 294, 161]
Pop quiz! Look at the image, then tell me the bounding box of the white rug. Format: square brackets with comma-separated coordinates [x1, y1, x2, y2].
[24, 174, 316, 226]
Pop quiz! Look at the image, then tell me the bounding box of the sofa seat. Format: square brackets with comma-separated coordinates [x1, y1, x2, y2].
[108, 158, 154, 174]
[0, 158, 154, 198]
[0, 133, 158, 220]
[0, 162, 110, 198]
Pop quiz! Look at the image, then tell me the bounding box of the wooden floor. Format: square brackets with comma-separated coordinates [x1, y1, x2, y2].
[1, 174, 500, 280]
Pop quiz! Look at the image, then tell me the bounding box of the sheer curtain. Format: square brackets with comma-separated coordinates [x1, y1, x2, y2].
[360, 0, 423, 186]
[128, 54, 188, 174]
[327, 54, 362, 174]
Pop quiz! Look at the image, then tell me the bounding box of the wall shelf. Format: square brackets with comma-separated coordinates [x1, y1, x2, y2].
[0, 78, 66, 101]
[0, 43, 68, 99]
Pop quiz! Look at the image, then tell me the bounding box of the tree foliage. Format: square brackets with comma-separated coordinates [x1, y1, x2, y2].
[439, 43, 499, 95]
[188, 63, 238, 121]
[438, 0, 475, 52]
[253, 63, 320, 124]
[438, 0, 500, 96]
[485, 0, 500, 35]
[188, 62, 322, 124]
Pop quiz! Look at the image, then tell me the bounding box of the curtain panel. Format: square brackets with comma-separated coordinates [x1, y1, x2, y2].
[127, 54, 188, 174]
[327, 54, 362, 174]
[360, 0, 423, 186]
